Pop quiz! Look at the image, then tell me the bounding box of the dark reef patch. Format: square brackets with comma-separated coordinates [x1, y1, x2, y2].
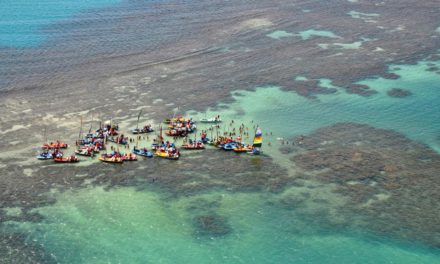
[387, 88, 412, 98]
[0, 233, 57, 264]
[193, 214, 232, 237]
[285, 123, 440, 247]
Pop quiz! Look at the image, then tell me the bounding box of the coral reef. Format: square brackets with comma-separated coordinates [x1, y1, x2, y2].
[387, 88, 412, 98]
[287, 123, 440, 247]
[193, 214, 232, 237]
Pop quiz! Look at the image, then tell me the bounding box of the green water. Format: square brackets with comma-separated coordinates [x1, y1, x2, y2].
[6, 187, 439, 263]
[194, 58, 440, 152]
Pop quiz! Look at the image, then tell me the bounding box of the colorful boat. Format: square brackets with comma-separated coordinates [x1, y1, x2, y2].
[74, 147, 94, 157]
[98, 155, 123, 164]
[155, 150, 180, 160]
[164, 117, 192, 124]
[233, 144, 252, 153]
[108, 136, 128, 145]
[36, 152, 53, 160]
[199, 116, 221, 123]
[182, 142, 205, 150]
[42, 141, 68, 149]
[221, 142, 239, 151]
[247, 128, 263, 155]
[122, 153, 138, 161]
[133, 147, 154, 158]
[131, 126, 154, 134]
[54, 156, 80, 163]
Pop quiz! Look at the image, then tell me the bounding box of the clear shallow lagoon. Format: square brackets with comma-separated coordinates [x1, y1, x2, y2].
[195, 58, 440, 152]
[0, 0, 121, 47]
[6, 186, 440, 263]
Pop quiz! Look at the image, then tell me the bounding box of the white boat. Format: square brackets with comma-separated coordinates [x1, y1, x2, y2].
[199, 116, 221, 123]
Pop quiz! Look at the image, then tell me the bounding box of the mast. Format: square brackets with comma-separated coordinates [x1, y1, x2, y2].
[88, 113, 93, 134]
[78, 116, 83, 141]
[43, 127, 47, 144]
[136, 110, 142, 131]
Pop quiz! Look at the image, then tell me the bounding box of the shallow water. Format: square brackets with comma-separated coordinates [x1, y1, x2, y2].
[193, 58, 440, 152]
[5, 187, 440, 264]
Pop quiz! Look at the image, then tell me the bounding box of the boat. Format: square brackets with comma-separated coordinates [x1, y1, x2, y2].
[42, 141, 68, 149]
[165, 129, 189, 137]
[74, 147, 94, 157]
[122, 153, 137, 161]
[233, 144, 252, 153]
[36, 152, 53, 160]
[182, 141, 205, 150]
[54, 156, 80, 163]
[164, 116, 192, 124]
[131, 110, 155, 134]
[221, 142, 238, 151]
[199, 115, 221, 123]
[133, 147, 154, 158]
[108, 136, 128, 145]
[247, 128, 263, 155]
[131, 126, 154, 134]
[98, 155, 123, 164]
[155, 150, 180, 160]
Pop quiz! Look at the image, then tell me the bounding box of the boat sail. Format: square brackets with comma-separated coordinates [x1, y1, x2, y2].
[249, 128, 263, 155]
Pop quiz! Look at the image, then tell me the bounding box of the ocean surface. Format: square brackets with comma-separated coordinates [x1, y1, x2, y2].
[1, 0, 440, 263]
[0, 0, 122, 48]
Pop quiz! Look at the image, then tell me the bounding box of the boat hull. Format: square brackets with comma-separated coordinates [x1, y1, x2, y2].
[98, 156, 123, 163]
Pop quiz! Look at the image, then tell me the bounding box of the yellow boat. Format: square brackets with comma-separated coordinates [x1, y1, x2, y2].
[98, 155, 123, 164]
[233, 145, 252, 153]
[155, 150, 180, 160]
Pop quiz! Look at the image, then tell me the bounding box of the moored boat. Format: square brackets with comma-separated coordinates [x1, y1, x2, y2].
[42, 141, 68, 149]
[37, 152, 53, 160]
[131, 125, 154, 134]
[221, 142, 238, 151]
[75, 147, 94, 157]
[199, 115, 221, 123]
[122, 153, 137, 161]
[247, 128, 263, 155]
[181, 141, 205, 150]
[54, 156, 80, 163]
[155, 150, 180, 160]
[98, 155, 123, 163]
[133, 147, 154, 158]
[108, 136, 128, 145]
[233, 144, 252, 153]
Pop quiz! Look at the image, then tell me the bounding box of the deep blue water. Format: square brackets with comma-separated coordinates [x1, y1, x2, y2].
[0, 0, 122, 48]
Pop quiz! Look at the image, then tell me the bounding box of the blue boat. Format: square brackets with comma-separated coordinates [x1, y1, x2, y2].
[222, 142, 238, 151]
[37, 152, 53, 160]
[133, 147, 153, 158]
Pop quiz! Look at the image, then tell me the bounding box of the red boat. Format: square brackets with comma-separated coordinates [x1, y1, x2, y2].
[54, 156, 79, 163]
[42, 141, 69, 149]
[122, 153, 137, 161]
[182, 142, 205, 150]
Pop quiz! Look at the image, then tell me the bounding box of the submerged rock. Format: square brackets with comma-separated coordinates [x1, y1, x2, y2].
[193, 214, 232, 237]
[387, 88, 412, 98]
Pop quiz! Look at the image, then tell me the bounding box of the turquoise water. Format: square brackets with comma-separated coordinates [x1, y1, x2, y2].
[0, 0, 121, 48]
[195, 58, 440, 152]
[6, 187, 440, 263]
[267, 29, 340, 40]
